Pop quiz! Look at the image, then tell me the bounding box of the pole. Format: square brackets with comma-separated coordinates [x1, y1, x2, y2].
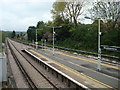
[36, 29, 37, 49]
[33, 40, 34, 49]
[97, 18, 101, 71]
[53, 27, 55, 55]
[44, 39, 46, 50]
[41, 39, 43, 50]
[45, 25, 62, 55]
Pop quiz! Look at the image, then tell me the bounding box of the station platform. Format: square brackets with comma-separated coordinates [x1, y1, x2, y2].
[27, 49, 113, 89]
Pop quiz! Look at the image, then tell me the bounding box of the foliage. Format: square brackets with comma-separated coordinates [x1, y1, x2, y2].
[51, 0, 86, 26]
[27, 26, 36, 41]
[90, 1, 120, 21]
[11, 30, 16, 38]
[89, 1, 120, 29]
[101, 29, 120, 46]
[27, 21, 52, 41]
[25, 0, 120, 58]
[55, 24, 98, 52]
[55, 24, 71, 40]
[2, 32, 5, 43]
[26, 19, 120, 53]
[0, 31, 12, 43]
[4, 31, 12, 38]
[36, 21, 44, 28]
[0, 31, 2, 43]
[0, 31, 5, 43]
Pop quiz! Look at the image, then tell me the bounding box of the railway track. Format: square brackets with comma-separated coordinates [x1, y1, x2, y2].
[7, 39, 37, 89]
[8, 38, 116, 89]
[7, 39, 59, 89]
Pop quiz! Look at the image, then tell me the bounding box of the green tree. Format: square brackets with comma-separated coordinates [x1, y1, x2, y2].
[17, 34, 20, 38]
[36, 21, 49, 41]
[11, 30, 16, 38]
[2, 32, 5, 43]
[36, 21, 44, 28]
[27, 26, 36, 41]
[51, 0, 87, 26]
[89, 1, 120, 29]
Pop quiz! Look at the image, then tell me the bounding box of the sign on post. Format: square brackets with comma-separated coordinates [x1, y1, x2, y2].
[35, 42, 38, 44]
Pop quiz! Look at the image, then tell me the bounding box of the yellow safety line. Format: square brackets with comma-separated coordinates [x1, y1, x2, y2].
[47, 49, 119, 70]
[29, 49, 114, 89]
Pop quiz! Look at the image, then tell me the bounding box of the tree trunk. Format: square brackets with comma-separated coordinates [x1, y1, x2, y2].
[73, 17, 77, 26]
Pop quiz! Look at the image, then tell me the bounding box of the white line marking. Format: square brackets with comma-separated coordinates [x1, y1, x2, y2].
[39, 50, 119, 81]
[68, 62, 119, 81]
[27, 50, 89, 89]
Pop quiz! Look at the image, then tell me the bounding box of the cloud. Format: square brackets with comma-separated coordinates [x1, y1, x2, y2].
[1, 0, 56, 3]
[0, 0, 54, 31]
[0, 0, 99, 31]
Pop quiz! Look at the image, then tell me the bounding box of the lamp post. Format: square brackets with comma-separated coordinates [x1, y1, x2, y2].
[44, 39, 46, 49]
[53, 27, 55, 55]
[97, 18, 101, 71]
[32, 40, 34, 49]
[36, 29, 38, 49]
[85, 16, 101, 71]
[41, 39, 43, 50]
[46, 25, 62, 55]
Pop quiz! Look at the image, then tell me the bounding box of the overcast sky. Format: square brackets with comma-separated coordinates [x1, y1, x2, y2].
[0, 0, 93, 32]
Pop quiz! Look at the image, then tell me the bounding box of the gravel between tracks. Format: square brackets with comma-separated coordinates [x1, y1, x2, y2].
[6, 41, 29, 88]
[9, 38, 69, 88]
[8, 39, 54, 88]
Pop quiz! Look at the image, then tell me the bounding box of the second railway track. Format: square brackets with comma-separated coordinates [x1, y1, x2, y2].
[7, 38, 60, 89]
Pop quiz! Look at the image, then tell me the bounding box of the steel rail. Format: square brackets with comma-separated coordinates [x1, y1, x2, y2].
[7, 39, 38, 89]
[8, 39, 58, 89]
